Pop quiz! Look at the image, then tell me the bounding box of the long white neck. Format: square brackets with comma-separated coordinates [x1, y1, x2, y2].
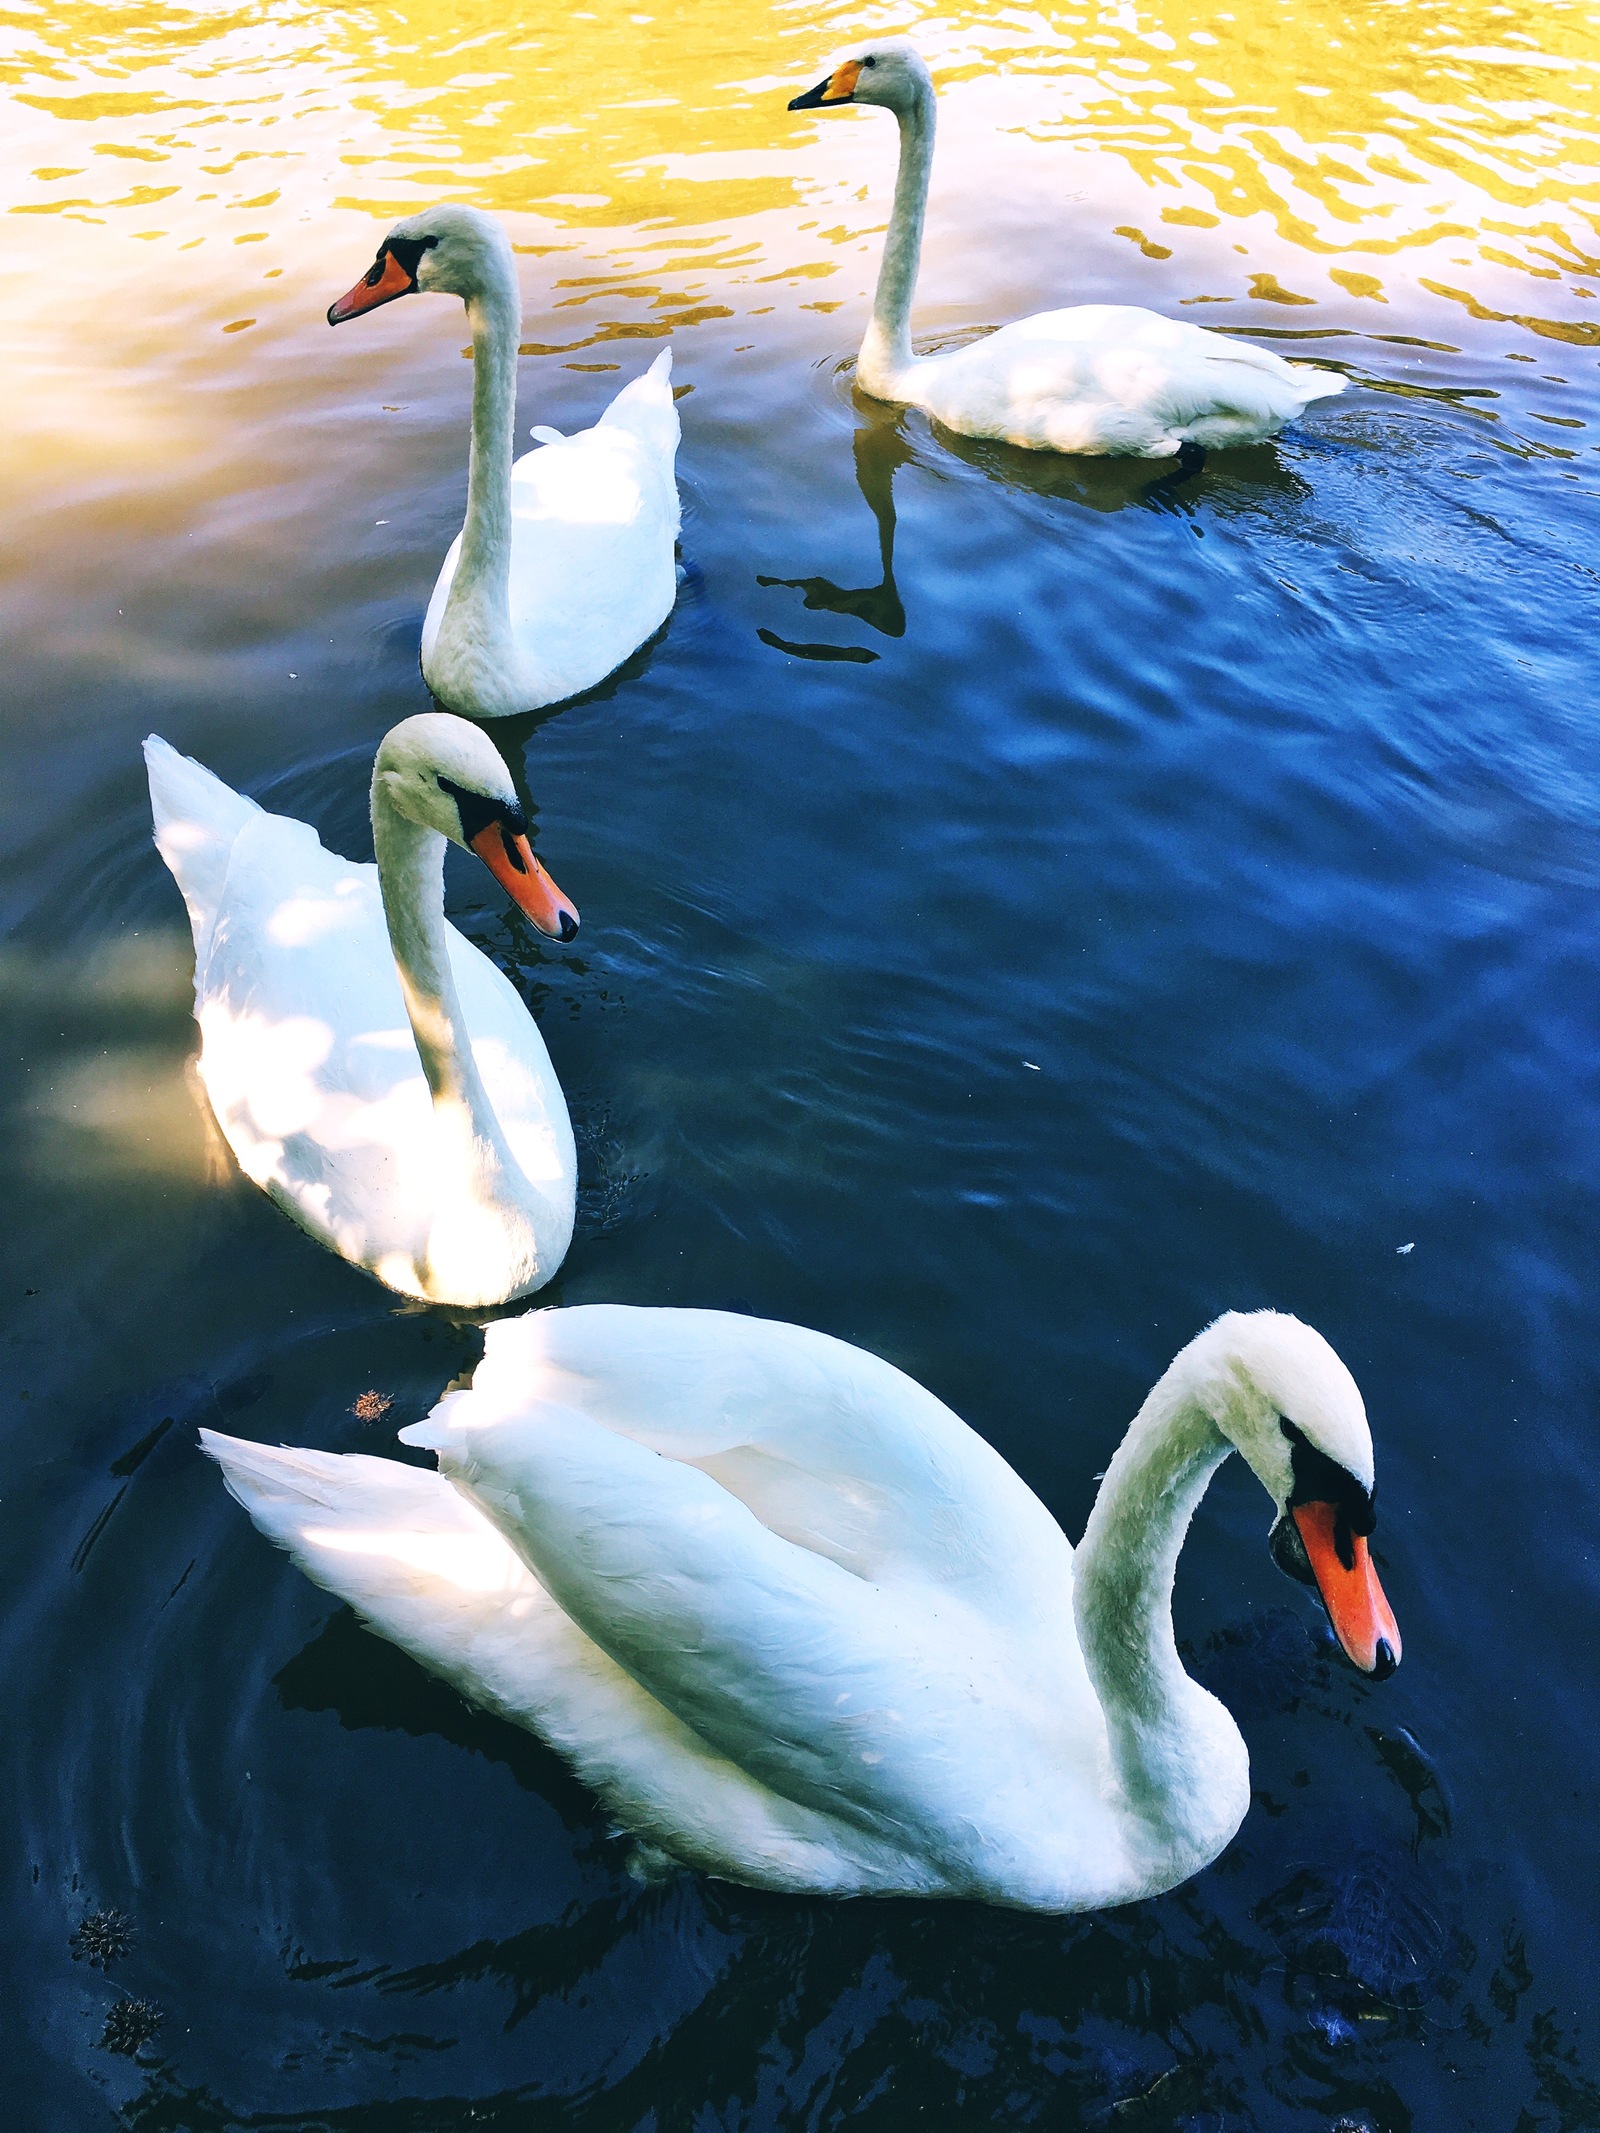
[1073, 1361, 1250, 1879]
[858, 82, 937, 396]
[371, 785, 553, 1298]
[430, 257, 527, 719]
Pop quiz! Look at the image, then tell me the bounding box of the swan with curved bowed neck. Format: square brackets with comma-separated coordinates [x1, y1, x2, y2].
[329, 204, 681, 718]
[788, 41, 1345, 460]
[202, 1305, 1400, 1909]
[146, 714, 579, 1308]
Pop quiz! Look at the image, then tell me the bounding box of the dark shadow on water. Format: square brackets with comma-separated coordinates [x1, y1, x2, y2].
[931, 420, 1314, 518]
[376, 1883, 668, 2024]
[755, 627, 878, 664]
[109, 1848, 1600, 2131]
[1186, 1604, 1340, 1720]
[274, 1607, 603, 1839]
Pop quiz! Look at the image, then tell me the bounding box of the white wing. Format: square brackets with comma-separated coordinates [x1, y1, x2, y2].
[457, 1305, 1070, 1600]
[201, 1429, 932, 1894]
[145, 734, 261, 959]
[402, 1310, 1101, 1876]
[914, 305, 1344, 454]
[422, 349, 681, 707]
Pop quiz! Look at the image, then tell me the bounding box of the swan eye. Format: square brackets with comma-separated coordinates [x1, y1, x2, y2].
[863, 54, 876, 66]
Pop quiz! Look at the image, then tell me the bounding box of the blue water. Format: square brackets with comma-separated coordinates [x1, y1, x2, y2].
[2, 286, 1599, 2126]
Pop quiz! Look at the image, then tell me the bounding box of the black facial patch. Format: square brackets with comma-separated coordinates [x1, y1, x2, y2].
[438, 774, 526, 846]
[1281, 1418, 1375, 1571]
[383, 232, 437, 286]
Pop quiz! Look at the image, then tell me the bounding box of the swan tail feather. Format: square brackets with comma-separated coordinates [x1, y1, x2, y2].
[199, 1427, 537, 1625]
[144, 735, 260, 950]
[597, 346, 679, 456]
[202, 1428, 411, 1527]
[1200, 342, 1346, 406]
[1289, 365, 1348, 403]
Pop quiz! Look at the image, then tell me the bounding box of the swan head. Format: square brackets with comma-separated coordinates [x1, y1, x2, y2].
[1182, 1310, 1400, 1680]
[371, 714, 579, 942]
[788, 38, 933, 116]
[328, 204, 513, 325]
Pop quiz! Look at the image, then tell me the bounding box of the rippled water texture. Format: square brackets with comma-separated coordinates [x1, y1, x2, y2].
[3, 1, 1599, 2126]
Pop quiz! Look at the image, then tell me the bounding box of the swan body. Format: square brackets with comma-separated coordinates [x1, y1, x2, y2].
[789, 42, 1345, 457]
[204, 1306, 1400, 1910]
[147, 715, 579, 1308]
[331, 205, 681, 718]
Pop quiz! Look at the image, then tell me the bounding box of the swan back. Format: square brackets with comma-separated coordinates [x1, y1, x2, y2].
[415, 1303, 1068, 1600]
[911, 308, 1345, 455]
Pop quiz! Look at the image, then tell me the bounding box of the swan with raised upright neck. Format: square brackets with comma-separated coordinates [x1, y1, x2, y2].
[203, 1305, 1400, 1908]
[329, 204, 681, 717]
[788, 41, 1345, 463]
[146, 713, 579, 1307]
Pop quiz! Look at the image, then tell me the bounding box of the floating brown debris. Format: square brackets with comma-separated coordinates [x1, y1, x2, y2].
[72, 1907, 134, 1970]
[101, 1998, 163, 2056]
[350, 1390, 394, 1424]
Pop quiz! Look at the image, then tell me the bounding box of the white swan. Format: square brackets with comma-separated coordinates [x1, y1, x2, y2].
[202, 1305, 1400, 1910]
[329, 204, 681, 718]
[788, 41, 1345, 462]
[147, 714, 579, 1308]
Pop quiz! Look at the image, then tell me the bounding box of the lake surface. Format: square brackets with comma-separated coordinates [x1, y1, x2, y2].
[3, 1, 1598, 2126]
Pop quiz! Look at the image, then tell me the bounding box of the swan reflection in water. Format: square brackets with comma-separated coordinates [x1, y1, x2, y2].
[758, 395, 1318, 658]
[758, 406, 911, 658]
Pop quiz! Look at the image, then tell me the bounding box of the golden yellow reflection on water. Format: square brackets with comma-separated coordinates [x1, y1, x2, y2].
[6, 2, 1596, 267]
[2, 0, 1597, 505]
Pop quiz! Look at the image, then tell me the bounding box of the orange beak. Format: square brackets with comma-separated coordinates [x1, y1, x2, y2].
[788, 59, 863, 110]
[1293, 1501, 1401, 1678]
[328, 246, 415, 326]
[468, 823, 579, 942]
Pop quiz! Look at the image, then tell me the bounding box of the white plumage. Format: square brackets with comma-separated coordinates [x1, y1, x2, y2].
[147, 715, 576, 1308]
[419, 346, 681, 715]
[204, 1306, 1400, 1910]
[332, 204, 680, 719]
[886, 303, 1346, 457]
